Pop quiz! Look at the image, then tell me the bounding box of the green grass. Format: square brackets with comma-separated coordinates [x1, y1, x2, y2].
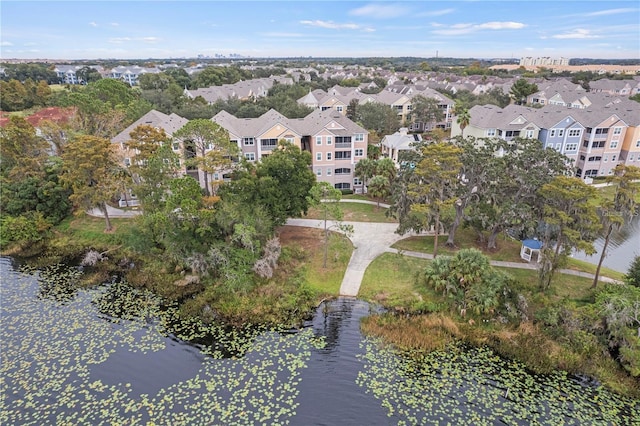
[303, 233, 353, 295]
[304, 201, 396, 223]
[392, 227, 523, 262]
[595, 183, 640, 204]
[360, 252, 430, 306]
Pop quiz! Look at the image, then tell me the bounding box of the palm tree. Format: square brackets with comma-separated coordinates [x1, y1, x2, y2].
[456, 108, 471, 137]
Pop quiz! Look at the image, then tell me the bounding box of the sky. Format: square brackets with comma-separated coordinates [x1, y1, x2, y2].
[1, 1, 639, 60]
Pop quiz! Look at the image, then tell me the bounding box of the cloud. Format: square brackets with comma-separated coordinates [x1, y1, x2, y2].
[260, 32, 305, 38]
[1, 41, 13, 46]
[432, 21, 526, 35]
[583, 8, 638, 17]
[108, 37, 132, 44]
[300, 20, 370, 31]
[349, 3, 410, 19]
[142, 37, 159, 43]
[110, 22, 119, 27]
[552, 29, 600, 39]
[89, 21, 98, 27]
[418, 8, 455, 17]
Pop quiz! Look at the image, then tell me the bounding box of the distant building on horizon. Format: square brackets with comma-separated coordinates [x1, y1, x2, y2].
[520, 57, 570, 67]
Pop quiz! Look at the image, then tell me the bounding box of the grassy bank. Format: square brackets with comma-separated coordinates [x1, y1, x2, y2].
[359, 251, 640, 398]
[3, 213, 354, 329]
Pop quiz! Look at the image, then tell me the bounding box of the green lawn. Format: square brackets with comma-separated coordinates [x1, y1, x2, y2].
[392, 227, 523, 261]
[304, 201, 396, 223]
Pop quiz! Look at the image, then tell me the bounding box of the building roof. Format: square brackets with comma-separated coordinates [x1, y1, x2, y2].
[111, 109, 188, 144]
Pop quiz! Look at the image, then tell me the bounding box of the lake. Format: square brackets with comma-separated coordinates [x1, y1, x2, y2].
[572, 215, 640, 273]
[1, 257, 638, 425]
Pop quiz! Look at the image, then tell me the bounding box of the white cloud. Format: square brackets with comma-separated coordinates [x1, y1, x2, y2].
[552, 29, 600, 39]
[110, 22, 119, 27]
[300, 20, 368, 31]
[260, 32, 304, 38]
[432, 21, 526, 35]
[108, 37, 132, 44]
[418, 8, 455, 17]
[89, 21, 97, 27]
[349, 3, 410, 19]
[1, 41, 13, 46]
[142, 37, 159, 43]
[583, 8, 638, 17]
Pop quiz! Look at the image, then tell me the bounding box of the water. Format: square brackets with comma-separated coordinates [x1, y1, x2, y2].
[572, 215, 640, 273]
[1, 258, 638, 425]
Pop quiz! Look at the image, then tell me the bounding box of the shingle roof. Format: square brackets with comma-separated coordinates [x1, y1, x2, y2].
[112, 109, 188, 144]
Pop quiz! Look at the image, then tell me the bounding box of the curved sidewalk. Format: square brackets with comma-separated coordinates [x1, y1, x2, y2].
[285, 218, 622, 297]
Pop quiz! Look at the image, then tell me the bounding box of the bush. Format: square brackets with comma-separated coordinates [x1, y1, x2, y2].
[625, 256, 640, 287]
[0, 212, 52, 246]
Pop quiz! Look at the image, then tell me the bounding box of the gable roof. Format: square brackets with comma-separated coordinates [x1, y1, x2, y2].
[112, 109, 188, 144]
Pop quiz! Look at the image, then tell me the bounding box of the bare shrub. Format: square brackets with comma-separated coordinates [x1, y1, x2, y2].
[81, 250, 105, 267]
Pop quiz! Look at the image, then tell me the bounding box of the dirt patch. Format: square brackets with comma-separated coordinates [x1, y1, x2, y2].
[277, 226, 324, 252]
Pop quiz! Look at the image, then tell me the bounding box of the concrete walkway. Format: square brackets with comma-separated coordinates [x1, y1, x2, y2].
[89, 201, 621, 294]
[286, 219, 426, 296]
[286, 214, 621, 296]
[86, 205, 142, 218]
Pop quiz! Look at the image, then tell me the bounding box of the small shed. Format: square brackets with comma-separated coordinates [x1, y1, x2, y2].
[520, 239, 543, 262]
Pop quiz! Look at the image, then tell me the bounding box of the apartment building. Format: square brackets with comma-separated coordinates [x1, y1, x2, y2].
[450, 96, 640, 179]
[213, 108, 369, 192]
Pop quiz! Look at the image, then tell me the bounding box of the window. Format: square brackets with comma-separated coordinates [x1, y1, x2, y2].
[526, 130, 534, 138]
[316, 152, 322, 161]
[260, 138, 278, 149]
[610, 140, 618, 149]
[630, 154, 635, 161]
[316, 136, 322, 145]
[326, 168, 332, 176]
[124, 157, 131, 166]
[550, 129, 556, 137]
[558, 129, 564, 137]
[566, 143, 578, 151]
[595, 128, 609, 135]
[316, 168, 322, 176]
[172, 142, 180, 151]
[327, 152, 332, 161]
[285, 137, 294, 144]
[335, 168, 351, 175]
[592, 140, 606, 148]
[355, 134, 364, 142]
[245, 152, 255, 161]
[206, 143, 213, 150]
[568, 129, 580, 137]
[580, 155, 586, 161]
[636, 140, 640, 148]
[555, 143, 561, 150]
[335, 151, 351, 160]
[243, 137, 255, 146]
[336, 106, 343, 112]
[335, 182, 351, 190]
[486, 129, 496, 137]
[604, 155, 608, 162]
[612, 155, 617, 162]
[321, 106, 330, 111]
[353, 177, 363, 186]
[335, 136, 352, 146]
[213, 173, 219, 181]
[355, 148, 364, 157]
[613, 127, 622, 135]
[326, 136, 332, 145]
[588, 156, 602, 162]
[585, 169, 598, 177]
